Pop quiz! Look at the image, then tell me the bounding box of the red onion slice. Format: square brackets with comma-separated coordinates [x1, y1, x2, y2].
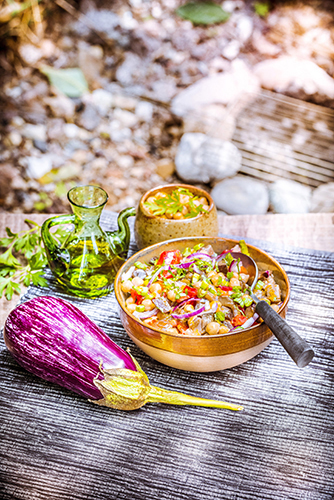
[215, 250, 231, 263]
[206, 302, 218, 314]
[148, 265, 169, 287]
[174, 261, 195, 269]
[133, 308, 159, 320]
[186, 252, 212, 261]
[172, 297, 200, 313]
[232, 313, 259, 331]
[172, 305, 206, 320]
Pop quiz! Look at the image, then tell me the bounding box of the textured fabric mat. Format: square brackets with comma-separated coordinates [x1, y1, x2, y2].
[0, 212, 333, 500]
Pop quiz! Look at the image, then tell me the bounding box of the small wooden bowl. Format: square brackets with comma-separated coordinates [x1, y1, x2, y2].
[115, 237, 290, 372]
[134, 184, 219, 249]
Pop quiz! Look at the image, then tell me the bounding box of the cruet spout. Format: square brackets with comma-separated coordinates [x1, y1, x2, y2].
[106, 207, 136, 259]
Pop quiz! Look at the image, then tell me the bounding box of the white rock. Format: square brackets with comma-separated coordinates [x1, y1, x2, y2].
[135, 101, 154, 122]
[253, 56, 334, 101]
[19, 44, 43, 65]
[310, 182, 334, 213]
[252, 31, 281, 56]
[26, 155, 53, 179]
[269, 179, 312, 214]
[64, 123, 80, 139]
[175, 133, 241, 184]
[171, 59, 259, 117]
[236, 16, 253, 43]
[63, 123, 90, 140]
[22, 124, 47, 142]
[118, 155, 135, 169]
[44, 95, 75, 120]
[89, 89, 114, 115]
[222, 40, 240, 60]
[112, 94, 138, 111]
[110, 127, 132, 142]
[113, 108, 138, 128]
[120, 11, 139, 30]
[116, 53, 146, 86]
[39, 39, 58, 58]
[8, 131, 22, 147]
[211, 176, 269, 215]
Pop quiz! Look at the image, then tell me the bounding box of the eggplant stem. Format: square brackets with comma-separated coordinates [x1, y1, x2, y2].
[147, 385, 243, 411]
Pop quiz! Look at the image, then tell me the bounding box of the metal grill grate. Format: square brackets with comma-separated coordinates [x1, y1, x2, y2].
[231, 90, 334, 187]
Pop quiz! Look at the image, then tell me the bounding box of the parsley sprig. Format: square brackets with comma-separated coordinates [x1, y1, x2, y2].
[144, 188, 208, 218]
[0, 220, 49, 300]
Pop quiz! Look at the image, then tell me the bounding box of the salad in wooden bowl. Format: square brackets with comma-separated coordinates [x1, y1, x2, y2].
[115, 237, 290, 372]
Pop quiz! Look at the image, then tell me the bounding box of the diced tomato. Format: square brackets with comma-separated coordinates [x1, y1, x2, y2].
[162, 270, 173, 279]
[176, 323, 188, 335]
[231, 315, 248, 327]
[157, 250, 182, 266]
[130, 289, 144, 304]
[219, 286, 233, 292]
[184, 286, 198, 298]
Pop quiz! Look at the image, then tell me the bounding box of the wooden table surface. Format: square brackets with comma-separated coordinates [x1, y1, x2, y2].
[0, 212, 333, 326]
[1, 211, 334, 500]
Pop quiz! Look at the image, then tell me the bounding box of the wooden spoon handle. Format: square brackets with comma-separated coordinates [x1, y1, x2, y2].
[255, 300, 315, 368]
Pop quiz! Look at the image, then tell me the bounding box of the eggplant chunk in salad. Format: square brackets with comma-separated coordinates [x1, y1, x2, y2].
[121, 242, 282, 336]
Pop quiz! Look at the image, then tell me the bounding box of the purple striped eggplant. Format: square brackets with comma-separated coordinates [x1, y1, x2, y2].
[4, 296, 243, 411]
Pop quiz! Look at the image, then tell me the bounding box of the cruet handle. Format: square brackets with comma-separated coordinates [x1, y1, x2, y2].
[41, 215, 76, 257]
[106, 207, 136, 258]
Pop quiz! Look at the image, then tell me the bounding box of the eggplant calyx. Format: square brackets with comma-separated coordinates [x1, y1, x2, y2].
[91, 359, 151, 411]
[91, 358, 243, 412]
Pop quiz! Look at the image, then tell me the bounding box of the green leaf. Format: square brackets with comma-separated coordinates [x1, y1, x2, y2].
[40, 66, 89, 98]
[0, 248, 21, 267]
[254, 1, 270, 17]
[5, 281, 13, 301]
[176, 2, 230, 25]
[5, 227, 17, 238]
[31, 271, 48, 287]
[0, 237, 14, 247]
[239, 240, 250, 256]
[0, 277, 10, 297]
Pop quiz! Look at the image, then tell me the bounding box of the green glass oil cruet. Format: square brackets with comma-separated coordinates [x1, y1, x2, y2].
[41, 185, 135, 298]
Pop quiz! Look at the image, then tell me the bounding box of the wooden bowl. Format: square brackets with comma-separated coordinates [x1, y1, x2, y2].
[134, 184, 218, 249]
[115, 237, 290, 372]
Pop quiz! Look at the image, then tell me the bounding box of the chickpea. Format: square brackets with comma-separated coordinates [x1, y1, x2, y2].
[173, 212, 184, 220]
[125, 296, 135, 306]
[183, 304, 194, 313]
[202, 204, 209, 211]
[142, 299, 155, 311]
[165, 210, 174, 219]
[149, 283, 162, 295]
[193, 199, 200, 207]
[229, 275, 240, 288]
[146, 196, 156, 205]
[198, 196, 208, 206]
[132, 276, 144, 287]
[207, 271, 216, 279]
[127, 304, 137, 313]
[121, 280, 133, 293]
[205, 321, 221, 335]
[179, 194, 190, 204]
[167, 290, 176, 302]
[219, 324, 230, 335]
